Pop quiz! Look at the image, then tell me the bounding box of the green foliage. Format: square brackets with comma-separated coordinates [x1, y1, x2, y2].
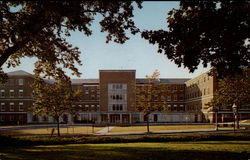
[0, 1, 142, 80]
[31, 72, 82, 136]
[142, 0, 250, 77]
[136, 71, 170, 116]
[207, 72, 250, 110]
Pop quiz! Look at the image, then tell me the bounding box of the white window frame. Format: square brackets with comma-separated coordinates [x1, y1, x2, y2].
[0, 103, 5, 111]
[10, 90, 14, 98]
[19, 102, 24, 111]
[19, 89, 24, 97]
[10, 102, 14, 111]
[18, 79, 24, 85]
[1, 90, 5, 98]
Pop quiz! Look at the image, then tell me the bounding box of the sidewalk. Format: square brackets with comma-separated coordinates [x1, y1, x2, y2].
[94, 128, 245, 136]
[95, 126, 115, 134]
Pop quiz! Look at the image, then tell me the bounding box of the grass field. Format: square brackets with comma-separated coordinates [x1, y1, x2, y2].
[110, 124, 215, 133]
[0, 126, 104, 136]
[1, 141, 249, 160]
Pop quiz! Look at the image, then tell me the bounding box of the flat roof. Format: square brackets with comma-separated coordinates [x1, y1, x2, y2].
[99, 70, 136, 72]
[136, 78, 190, 84]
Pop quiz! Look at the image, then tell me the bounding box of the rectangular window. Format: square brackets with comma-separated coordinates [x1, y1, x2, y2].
[1, 90, 5, 98]
[1, 103, 5, 111]
[173, 86, 177, 90]
[167, 104, 171, 111]
[19, 90, 23, 97]
[19, 103, 24, 111]
[180, 105, 184, 111]
[10, 103, 14, 111]
[10, 90, 14, 98]
[180, 95, 184, 101]
[174, 105, 177, 111]
[8, 79, 14, 85]
[32, 115, 38, 121]
[0, 115, 4, 122]
[167, 95, 171, 101]
[18, 79, 24, 85]
[19, 115, 23, 121]
[112, 104, 124, 111]
[10, 115, 14, 121]
[173, 94, 177, 101]
[85, 105, 89, 111]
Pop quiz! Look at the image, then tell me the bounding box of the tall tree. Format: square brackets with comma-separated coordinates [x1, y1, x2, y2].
[0, 1, 142, 81]
[31, 71, 82, 136]
[142, 0, 250, 77]
[136, 71, 171, 133]
[207, 71, 250, 128]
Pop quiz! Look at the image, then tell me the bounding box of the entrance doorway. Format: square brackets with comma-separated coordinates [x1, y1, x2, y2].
[110, 114, 120, 123]
[122, 114, 130, 123]
[154, 114, 158, 122]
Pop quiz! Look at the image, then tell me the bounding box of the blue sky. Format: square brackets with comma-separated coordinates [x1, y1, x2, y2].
[3, 1, 210, 79]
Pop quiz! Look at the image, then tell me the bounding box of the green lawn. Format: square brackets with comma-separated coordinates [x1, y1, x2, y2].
[110, 125, 215, 133]
[1, 141, 249, 160]
[0, 126, 104, 136]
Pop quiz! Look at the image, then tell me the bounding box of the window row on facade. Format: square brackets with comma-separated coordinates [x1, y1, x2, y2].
[136, 94, 184, 101]
[73, 104, 100, 112]
[6, 79, 25, 86]
[0, 114, 26, 122]
[186, 88, 210, 99]
[136, 84, 184, 91]
[0, 102, 25, 112]
[0, 89, 26, 98]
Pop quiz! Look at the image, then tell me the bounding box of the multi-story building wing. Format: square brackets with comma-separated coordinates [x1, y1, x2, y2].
[1, 69, 249, 125]
[0, 70, 34, 124]
[71, 79, 100, 123]
[185, 71, 216, 123]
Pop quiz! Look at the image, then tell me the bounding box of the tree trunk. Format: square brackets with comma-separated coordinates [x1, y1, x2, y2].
[56, 117, 60, 136]
[146, 114, 150, 134]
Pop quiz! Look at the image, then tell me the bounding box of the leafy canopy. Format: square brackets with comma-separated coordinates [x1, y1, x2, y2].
[0, 1, 142, 80]
[207, 71, 250, 110]
[142, 0, 250, 77]
[136, 70, 172, 116]
[31, 73, 82, 120]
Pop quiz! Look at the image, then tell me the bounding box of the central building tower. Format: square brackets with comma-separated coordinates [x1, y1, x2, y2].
[99, 70, 136, 124]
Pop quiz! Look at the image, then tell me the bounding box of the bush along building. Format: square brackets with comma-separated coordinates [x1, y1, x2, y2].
[0, 70, 249, 125]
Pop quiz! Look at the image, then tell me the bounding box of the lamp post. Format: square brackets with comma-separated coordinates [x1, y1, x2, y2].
[232, 103, 237, 133]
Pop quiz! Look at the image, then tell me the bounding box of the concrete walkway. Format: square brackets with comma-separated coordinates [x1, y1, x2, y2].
[93, 128, 245, 136]
[95, 126, 115, 135]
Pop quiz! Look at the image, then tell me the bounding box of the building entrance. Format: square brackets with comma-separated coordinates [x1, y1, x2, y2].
[110, 114, 120, 123]
[122, 114, 130, 123]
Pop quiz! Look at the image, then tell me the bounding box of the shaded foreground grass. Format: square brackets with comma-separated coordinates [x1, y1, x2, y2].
[1, 141, 250, 160]
[0, 126, 104, 136]
[110, 124, 215, 133]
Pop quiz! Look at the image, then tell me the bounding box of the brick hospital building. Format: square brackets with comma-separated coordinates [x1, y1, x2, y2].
[0, 70, 249, 125]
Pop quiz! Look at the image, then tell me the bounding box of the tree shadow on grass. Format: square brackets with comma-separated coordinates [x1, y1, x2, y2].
[1, 144, 250, 160]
